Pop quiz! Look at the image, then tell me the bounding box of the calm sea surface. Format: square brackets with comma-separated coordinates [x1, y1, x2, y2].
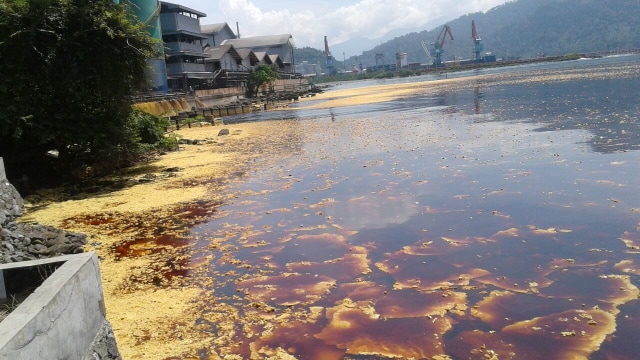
[185, 55, 640, 359]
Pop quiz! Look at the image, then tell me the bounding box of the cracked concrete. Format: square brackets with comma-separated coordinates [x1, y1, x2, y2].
[0, 253, 120, 359]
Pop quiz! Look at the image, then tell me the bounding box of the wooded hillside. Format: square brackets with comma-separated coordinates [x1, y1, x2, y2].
[295, 0, 640, 70]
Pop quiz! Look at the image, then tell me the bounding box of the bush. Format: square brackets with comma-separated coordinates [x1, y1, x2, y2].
[130, 110, 168, 145]
[0, 0, 157, 189]
[246, 64, 278, 98]
[399, 69, 415, 77]
[562, 52, 581, 61]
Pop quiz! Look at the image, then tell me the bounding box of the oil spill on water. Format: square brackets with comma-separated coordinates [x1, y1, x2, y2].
[113, 234, 190, 259]
[79, 56, 640, 359]
[63, 199, 225, 288]
[165, 57, 640, 359]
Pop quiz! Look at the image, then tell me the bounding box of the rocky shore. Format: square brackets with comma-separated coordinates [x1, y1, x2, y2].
[0, 163, 86, 264]
[1, 158, 121, 359]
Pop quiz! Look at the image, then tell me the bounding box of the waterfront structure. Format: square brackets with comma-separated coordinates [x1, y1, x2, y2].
[295, 61, 322, 77]
[201, 23, 237, 47]
[250, 51, 283, 69]
[125, 2, 298, 93]
[237, 48, 260, 70]
[159, 1, 212, 91]
[396, 51, 408, 69]
[203, 44, 242, 71]
[221, 35, 295, 73]
[268, 54, 285, 69]
[202, 44, 246, 88]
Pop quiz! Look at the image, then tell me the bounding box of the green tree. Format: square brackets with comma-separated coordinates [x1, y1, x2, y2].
[0, 0, 157, 186]
[245, 64, 278, 98]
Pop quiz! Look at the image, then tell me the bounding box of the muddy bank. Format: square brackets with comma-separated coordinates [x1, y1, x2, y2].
[20, 121, 296, 359]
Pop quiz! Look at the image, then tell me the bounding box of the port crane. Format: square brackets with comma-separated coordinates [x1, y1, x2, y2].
[471, 20, 484, 61]
[420, 40, 433, 64]
[433, 24, 453, 67]
[324, 36, 337, 75]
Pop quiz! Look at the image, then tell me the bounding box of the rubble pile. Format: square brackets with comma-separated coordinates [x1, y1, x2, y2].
[0, 160, 86, 264]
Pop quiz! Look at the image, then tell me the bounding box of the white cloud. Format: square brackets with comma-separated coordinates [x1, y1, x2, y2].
[177, 0, 508, 50]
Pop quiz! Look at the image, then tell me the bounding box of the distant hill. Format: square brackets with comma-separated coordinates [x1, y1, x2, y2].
[295, 0, 640, 71]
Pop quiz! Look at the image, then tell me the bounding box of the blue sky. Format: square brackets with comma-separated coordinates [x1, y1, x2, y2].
[176, 0, 510, 56]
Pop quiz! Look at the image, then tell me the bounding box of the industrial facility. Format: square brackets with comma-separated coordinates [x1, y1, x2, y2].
[363, 20, 496, 74]
[324, 36, 338, 75]
[432, 24, 454, 67]
[429, 21, 495, 68]
[128, 0, 300, 93]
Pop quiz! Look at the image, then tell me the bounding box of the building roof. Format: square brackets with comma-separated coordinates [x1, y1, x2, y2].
[221, 34, 295, 49]
[236, 48, 259, 64]
[160, 1, 206, 18]
[268, 54, 284, 67]
[203, 44, 242, 63]
[201, 23, 233, 35]
[253, 51, 271, 64]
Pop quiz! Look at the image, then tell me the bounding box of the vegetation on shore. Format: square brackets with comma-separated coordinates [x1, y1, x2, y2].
[0, 0, 167, 192]
[245, 64, 279, 98]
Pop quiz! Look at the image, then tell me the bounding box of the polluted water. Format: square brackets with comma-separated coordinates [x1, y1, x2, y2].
[75, 54, 640, 359]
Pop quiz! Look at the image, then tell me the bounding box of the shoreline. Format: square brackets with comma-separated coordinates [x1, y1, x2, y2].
[18, 74, 507, 358]
[16, 56, 640, 359]
[22, 123, 272, 359]
[18, 72, 536, 358]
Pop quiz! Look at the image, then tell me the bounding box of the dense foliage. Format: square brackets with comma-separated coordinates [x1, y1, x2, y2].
[0, 0, 158, 187]
[294, 46, 327, 67]
[245, 64, 278, 98]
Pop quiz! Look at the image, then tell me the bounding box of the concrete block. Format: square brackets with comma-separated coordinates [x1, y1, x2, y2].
[0, 252, 108, 360]
[0, 157, 5, 181]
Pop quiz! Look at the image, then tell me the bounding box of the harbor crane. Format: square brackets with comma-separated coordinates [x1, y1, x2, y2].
[420, 40, 433, 64]
[324, 36, 337, 75]
[472, 20, 484, 62]
[433, 24, 453, 67]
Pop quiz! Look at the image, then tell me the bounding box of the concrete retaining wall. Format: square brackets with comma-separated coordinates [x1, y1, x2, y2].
[0, 252, 118, 359]
[0, 157, 5, 180]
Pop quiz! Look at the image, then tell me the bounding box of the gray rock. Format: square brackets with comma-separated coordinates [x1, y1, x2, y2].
[83, 320, 122, 360]
[0, 161, 88, 265]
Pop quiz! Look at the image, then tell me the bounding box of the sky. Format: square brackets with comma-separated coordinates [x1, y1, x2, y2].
[176, 0, 511, 56]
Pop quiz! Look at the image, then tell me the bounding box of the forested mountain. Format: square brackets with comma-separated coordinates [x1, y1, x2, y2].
[293, 46, 327, 68]
[295, 0, 640, 70]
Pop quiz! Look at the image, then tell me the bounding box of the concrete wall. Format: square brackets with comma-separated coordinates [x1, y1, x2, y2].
[0, 252, 117, 360]
[0, 157, 5, 181]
